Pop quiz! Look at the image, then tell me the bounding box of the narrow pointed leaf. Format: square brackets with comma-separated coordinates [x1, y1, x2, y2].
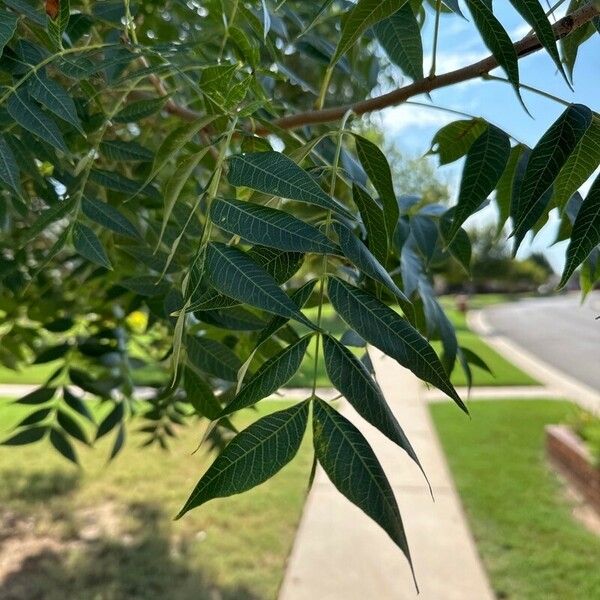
[177, 401, 309, 517]
[495, 143, 526, 232]
[184, 366, 222, 419]
[82, 197, 139, 238]
[28, 73, 83, 133]
[331, 0, 409, 65]
[204, 242, 315, 328]
[15, 386, 56, 405]
[57, 409, 88, 445]
[73, 222, 112, 269]
[227, 151, 353, 219]
[0, 8, 18, 55]
[448, 125, 510, 240]
[312, 398, 416, 586]
[0, 135, 21, 194]
[99, 140, 153, 162]
[559, 173, 600, 289]
[333, 222, 409, 304]
[553, 114, 600, 208]
[322, 335, 427, 481]
[352, 183, 388, 266]
[63, 387, 94, 423]
[428, 119, 488, 166]
[328, 277, 465, 411]
[113, 96, 168, 122]
[2, 426, 47, 445]
[49, 428, 78, 464]
[512, 104, 593, 249]
[354, 135, 399, 241]
[187, 335, 243, 382]
[7, 89, 67, 152]
[465, 0, 522, 104]
[374, 3, 423, 81]
[211, 197, 339, 254]
[222, 336, 311, 416]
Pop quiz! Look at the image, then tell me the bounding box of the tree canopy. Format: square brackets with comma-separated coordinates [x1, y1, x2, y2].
[0, 0, 599, 581]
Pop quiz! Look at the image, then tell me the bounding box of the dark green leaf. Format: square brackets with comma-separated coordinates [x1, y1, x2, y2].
[7, 89, 68, 152]
[120, 276, 170, 297]
[109, 424, 125, 460]
[465, 0, 522, 105]
[28, 73, 83, 133]
[448, 125, 510, 240]
[512, 104, 593, 250]
[332, 0, 409, 64]
[354, 135, 399, 242]
[374, 3, 423, 81]
[495, 143, 526, 233]
[73, 222, 113, 269]
[176, 401, 309, 518]
[312, 398, 416, 585]
[322, 335, 427, 481]
[113, 96, 168, 122]
[428, 119, 488, 165]
[187, 335, 243, 382]
[553, 114, 600, 208]
[99, 140, 153, 162]
[0, 134, 21, 194]
[33, 342, 70, 364]
[227, 152, 353, 219]
[184, 366, 222, 419]
[211, 197, 339, 254]
[204, 242, 315, 328]
[327, 277, 465, 411]
[559, 173, 600, 289]
[57, 409, 88, 445]
[352, 183, 388, 266]
[16, 407, 53, 427]
[16, 386, 56, 405]
[50, 428, 78, 464]
[0, 8, 18, 55]
[82, 197, 139, 238]
[96, 402, 124, 440]
[222, 335, 311, 416]
[2, 426, 47, 445]
[63, 387, 94, 423]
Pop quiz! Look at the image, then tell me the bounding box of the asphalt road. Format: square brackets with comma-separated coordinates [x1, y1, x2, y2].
[483, 292, 600, 392]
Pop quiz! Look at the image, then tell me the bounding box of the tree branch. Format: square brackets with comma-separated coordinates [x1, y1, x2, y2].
[157, 3, 598, 134]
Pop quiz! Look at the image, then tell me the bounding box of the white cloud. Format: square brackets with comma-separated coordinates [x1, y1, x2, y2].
[381, 102, 455, 135]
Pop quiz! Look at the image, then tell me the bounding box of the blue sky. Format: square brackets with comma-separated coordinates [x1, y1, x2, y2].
[376, 2, 599, 271]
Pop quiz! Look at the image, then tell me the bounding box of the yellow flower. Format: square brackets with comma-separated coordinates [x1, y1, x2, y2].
[125, 310, 148, 333]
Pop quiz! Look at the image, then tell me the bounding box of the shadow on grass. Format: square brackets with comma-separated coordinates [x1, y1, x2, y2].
[0, 469, 80, 503]
[0, 501, 261, 600]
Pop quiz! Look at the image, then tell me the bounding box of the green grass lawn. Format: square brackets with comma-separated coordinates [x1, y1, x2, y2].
[431, 400, 600, 600]
[0, 399, 311, 600]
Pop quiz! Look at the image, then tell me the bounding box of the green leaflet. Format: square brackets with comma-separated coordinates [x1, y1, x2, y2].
[312, 398, 416, 587]
[448, 125, 510, 241]
[352, 183, 388, 266]
[0, 9, 18, 56]
[227, 151, 354, 219]
[465, 0, 522, 105]
[176, 401, 309, 518]
[184, 366, 222, 419]
[553, 115, 600, 209]
[327, 277, 465, 411]
[428, 119, 488, 166]
[331, 0, 409, 65]
[82, 197, 139, 238]
[28, 73, 83, 133]
[222, 335, 311, 416]
[256, 279, 317, 346]
[508, 0, 568, 85]
[15, 386, 56, 405]
[560, 0, 595, 81]
[99, 140, 153, 162]
[495, 143, 526, 233]
[322, 335, 427, 483]
[2, 426, 47, 446]
[0, 135, 21, 194]
[211, 197, 339, 254]
[113, 96, 168, 122]
[46, 0, 70, 49]
[512, 104, 593, 251]
[559, 173, 600, 289]
[204, 242, 315, 329]
[50, 428, 78, 464]
[7, 89, 67, 152]
[333, 222, 410, 305]
[374, 3, 423, 81]
[440, 215, 472, 274]
[354, 135, 399, 242]
[72, 222, 112, 269]
[56, 409, 88, 445]
[186, 335, 243, 382]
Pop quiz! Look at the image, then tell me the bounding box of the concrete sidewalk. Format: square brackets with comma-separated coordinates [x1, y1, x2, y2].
[278, 350, 493, 600]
